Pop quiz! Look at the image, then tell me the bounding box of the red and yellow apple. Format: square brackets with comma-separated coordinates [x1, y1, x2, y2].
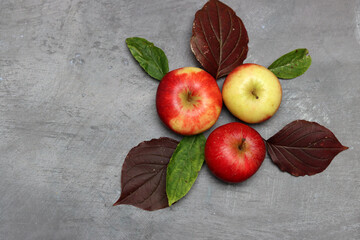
[156, 67, 222, 135]
[222, 63, 282, 124]
[205, 122, 266, 183]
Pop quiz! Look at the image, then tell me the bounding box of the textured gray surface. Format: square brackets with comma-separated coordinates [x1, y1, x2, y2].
[0, 0, 359, 239]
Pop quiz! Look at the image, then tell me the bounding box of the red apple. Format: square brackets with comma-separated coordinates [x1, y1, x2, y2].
[156, 67, 222, 136]
[205, 122, 266, 183]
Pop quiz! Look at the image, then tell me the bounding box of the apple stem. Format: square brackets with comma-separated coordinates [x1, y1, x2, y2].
[187, 91, 192, 102]
[251, 89, 259, 99]
[238, 138, 246, 151]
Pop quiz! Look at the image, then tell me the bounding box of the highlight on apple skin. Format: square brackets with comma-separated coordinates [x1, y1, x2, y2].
[222, 63, 282, 124]
[156, 67, 222, 136]
[205, 122, 266, 183]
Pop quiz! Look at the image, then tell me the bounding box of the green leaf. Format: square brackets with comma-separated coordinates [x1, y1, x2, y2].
[166, 134, 206, 206]
[126, 37, 169, 80]
[268, 48, 312, 79]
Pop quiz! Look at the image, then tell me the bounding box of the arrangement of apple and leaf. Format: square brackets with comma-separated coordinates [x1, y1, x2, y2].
[114, 0, 348, 211]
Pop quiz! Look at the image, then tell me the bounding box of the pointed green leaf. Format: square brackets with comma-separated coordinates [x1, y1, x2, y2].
[166, 134, 206, 206]
[268, 48, 312, 79]
[126, 37, 169, 80]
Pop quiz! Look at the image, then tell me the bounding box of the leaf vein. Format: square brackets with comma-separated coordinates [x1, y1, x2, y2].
[199, 15, 218, 65]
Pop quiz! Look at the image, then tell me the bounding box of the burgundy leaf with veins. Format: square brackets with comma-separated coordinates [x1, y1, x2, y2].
[190, 0, 249, 79]
[266, 120, 348, 176]
[113, 137, 179, 211]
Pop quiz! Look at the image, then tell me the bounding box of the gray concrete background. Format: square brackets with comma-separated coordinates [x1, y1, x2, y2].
[0, 0, 359, 239]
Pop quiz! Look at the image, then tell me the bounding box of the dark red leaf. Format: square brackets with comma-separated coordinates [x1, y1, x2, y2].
[113, 137, 179, 211]
[190, 0, 249, 79]
[266, 120, 348, 176]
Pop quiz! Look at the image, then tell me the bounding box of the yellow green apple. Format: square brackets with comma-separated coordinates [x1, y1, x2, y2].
[222, 63, 282, 123]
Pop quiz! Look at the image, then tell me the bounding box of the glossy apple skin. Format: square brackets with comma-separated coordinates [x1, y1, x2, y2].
[205, 122, 266, 183]
[156, 67, 222, 136]
[222, 63, 282, 124]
